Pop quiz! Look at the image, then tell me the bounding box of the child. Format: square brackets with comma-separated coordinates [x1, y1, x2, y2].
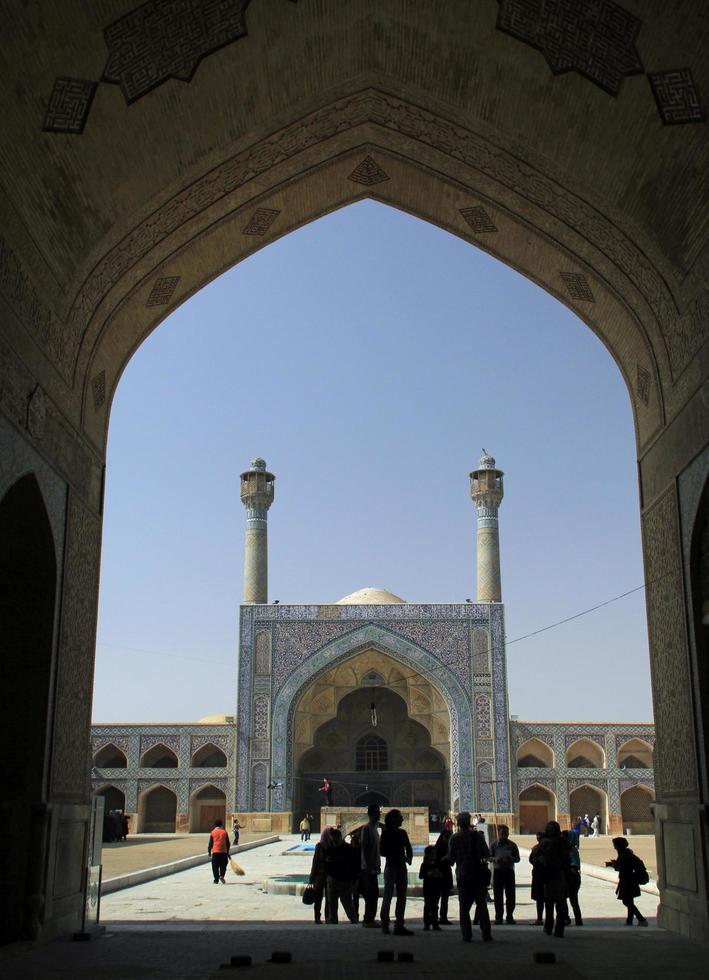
[419, 844, 443, 931]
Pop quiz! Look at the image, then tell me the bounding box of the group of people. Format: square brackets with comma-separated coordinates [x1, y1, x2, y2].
[307, 808, 650, 939]
[573, 812, 603, 838]
[102, 808, 129, 842]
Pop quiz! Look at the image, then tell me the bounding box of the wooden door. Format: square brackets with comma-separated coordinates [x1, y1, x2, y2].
[199, 804, 226, 832]
[520, 803, 549, 834]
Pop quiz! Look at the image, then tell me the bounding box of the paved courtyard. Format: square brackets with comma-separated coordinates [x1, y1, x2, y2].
[101, 832, 271, 880]
[4, 834, 704, 980]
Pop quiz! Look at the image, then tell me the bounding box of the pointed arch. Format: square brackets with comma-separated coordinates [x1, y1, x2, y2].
[518, 783, 557, 833]
[188, 783, 227, 832]
[620, 784, 655, 834]
[137, 784, 177, 832]
[140, 743, 179, 768]
[569, 783, 608, 832]
[517, 737, 555, 768]
[566, 738, 606, 769]
[94, 744, 128, 768]
[617, 738, 653, 769]
[191, 743, 227, 768]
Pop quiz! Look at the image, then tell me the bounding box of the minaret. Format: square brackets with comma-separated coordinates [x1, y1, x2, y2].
[470, 450, 504, 602]
[240, 457, 275, 604]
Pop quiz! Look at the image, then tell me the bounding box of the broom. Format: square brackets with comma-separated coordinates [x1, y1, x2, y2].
[229, 855, 246, 876]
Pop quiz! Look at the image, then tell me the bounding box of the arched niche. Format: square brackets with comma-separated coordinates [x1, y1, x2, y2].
[620, 785, 655, 834]
[517, 737, 554, 768]
[189, 784, 226, 832]
[518, 784, 557, 834]
[138, 785, 177, 833]
[618, 739, 653, 769]
[94, 744, 128, 768]
[140, 744, 179, 768]
[191, 743, 227, 768]
[566, 738, 606, 769]
[0, 474, 57, 945]
[97, 785, 126, 812]
[569, 784, 608, 832]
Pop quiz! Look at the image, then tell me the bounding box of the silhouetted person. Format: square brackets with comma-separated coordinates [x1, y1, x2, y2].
[419, 845, 443, 930]
[309, 825, 333, 923]
[606, 837, 648, 926]
[360, 803, 381, 926]
[207, 819, 231, 884]
[448, 811, 492, 942]
[562, 829, 583, 925]
[490, 824, 520, 924]
[324, 829, 358, 923]
[380, 808, 413, 935]
[533, 820, 570, 937]
[529, 831, 545, 924]
[434, 826, 453, 924]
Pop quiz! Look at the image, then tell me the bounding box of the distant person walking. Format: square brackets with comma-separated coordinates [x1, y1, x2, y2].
[448, 811, 492, 942]
[606, 837, 648, 927]
[582, 814, 590, 837]
[433, 826, 454, 924]
[591, 813, 600, 838]
[300, 815, 311, 842]
[318, 777, 333, 806]
[231, 817, 244, 847]
[419, 845, 443, 930]
[529, 831, 546, 924]
[207, 819, 231, 884]
[308, 825, 334, 923]
[324, 829, 359, 923]
[380, 808, 414, 935]
[562, 829, 583, 926]
[360, 803, 381, 927]
[533, 820, 570, 937]
[490, 825, 520, 924]
[442, 814, 454, 833]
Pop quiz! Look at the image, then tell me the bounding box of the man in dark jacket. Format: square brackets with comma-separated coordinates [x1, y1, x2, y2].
[448, 811, 492, 942]
[489, 824, 520, 924]
[532, 820, 570, 937]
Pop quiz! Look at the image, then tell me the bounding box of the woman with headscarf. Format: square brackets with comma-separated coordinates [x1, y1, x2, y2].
[532, 820, 570, 937]
[308, 825, 334, 923]
[606, 836, 648, 926]
[561, 828, 583, 926]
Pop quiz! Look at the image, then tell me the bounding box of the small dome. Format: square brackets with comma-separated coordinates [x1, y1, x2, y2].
[197, 714, 235, 724]
[336, 587, 406, 604]
[479, 449, 496, 469]
[250, 457, 267, 471]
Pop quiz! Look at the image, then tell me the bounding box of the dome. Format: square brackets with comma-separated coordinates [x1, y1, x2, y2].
[197, 714, 235, 724]
[336, 587, 406, 604]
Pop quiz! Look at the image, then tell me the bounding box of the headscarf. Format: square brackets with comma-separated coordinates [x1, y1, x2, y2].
[320, 825, 335, 849]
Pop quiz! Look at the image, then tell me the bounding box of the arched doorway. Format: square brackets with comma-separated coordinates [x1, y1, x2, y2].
[569, 785, 608, 834]
[296, 683, 448, 820]
[355, 790, 389, 807]
[566, 739, 606, 769]
[618, 740, 653, 770]
[97, 785, 126, 813]
[189, 786, 227, 832]
[191, 744, 227, 768]
[138, 786, 177, 833]
[621, 786, 655, 835]
[0, 474, 56, 944]
[519, 785, 556, 833]
[140, 744, 179, 768]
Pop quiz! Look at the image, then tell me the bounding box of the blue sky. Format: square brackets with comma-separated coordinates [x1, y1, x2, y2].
[92, 200, 652, 724]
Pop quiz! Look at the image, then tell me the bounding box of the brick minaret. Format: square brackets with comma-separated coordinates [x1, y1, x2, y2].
[240, 458, 275, 604]
[470, 451, 504, 602]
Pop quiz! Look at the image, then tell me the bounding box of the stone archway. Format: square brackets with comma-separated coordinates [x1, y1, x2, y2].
[621, 785, 655, 835]
[519, 785, 557, 834]
[138, 785, 177, 833]
[0, 2, 707, 942]
[569, 784, 608, 833]
[295, 686, 448, 819]
[189, 785, 226, 833]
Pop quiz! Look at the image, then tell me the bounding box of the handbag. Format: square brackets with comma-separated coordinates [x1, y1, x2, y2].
[302, 883, 315, 905]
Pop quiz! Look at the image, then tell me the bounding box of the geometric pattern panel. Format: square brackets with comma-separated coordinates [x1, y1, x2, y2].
[243, 208, 281, 236]
[475, 694, 492, 737]
[496, 0, 644, 96]
[91, 370, 106, 411]
[43, 78, 98, 134]
[460, 206, 498, 234]
[636, 363, 651, 406]
[102, 0, 250, 104]
[648, 69, 704, 125]
[348, 155, 390, 186]
[146, 275, 180, 307]
[560, 271, 596, 302]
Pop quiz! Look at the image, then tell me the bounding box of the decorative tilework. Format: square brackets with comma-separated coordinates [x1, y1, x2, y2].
[190, 734, 229, 754]
[475, 695, 492, 737]
[91, 370, 106, 410]
[253, 694, 269, 738]
[496, 0, 643, 97]
[189, 777, 228, 794]
[145, 275, 180, 307]
[619, 779, 654, 794]
[43, 78, 97, 134]
[636, 364, 651, 406]
[472, 627, 491, 673]
[91, 735, 130, 754]
[255, 630, 272, 674]
[560, 271, 595, 302]
[649, 69, 704, 125]
[102, 0, 250, 104]
[460, 206, 498, 234]
[243, 208, 280, 236]
[140, 733, 180, 755]
[348, 156, 389, 186]
[252, 762, 268, 810]
[565, 734, 605, 750]
[477, 762, 494, 810]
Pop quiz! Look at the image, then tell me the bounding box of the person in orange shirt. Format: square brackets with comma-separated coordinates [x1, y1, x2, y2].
[208, 819, 231, 884]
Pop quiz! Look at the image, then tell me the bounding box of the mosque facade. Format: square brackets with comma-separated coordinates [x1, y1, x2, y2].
[90, 455, 655, 836]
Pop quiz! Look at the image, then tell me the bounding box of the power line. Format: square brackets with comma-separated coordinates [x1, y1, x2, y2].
[97, 641, 232, 667]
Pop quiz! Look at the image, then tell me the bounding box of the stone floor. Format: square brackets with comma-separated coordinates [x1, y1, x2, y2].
[515, 835, 659, 878]
[102, 833, 270, 880]
[1, 836, 703, 980]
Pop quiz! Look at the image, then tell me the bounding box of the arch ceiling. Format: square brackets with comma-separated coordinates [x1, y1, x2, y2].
[0, 3, 706, 504]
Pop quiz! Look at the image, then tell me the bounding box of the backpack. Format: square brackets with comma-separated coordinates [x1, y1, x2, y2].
[632, 855, 649, 885]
